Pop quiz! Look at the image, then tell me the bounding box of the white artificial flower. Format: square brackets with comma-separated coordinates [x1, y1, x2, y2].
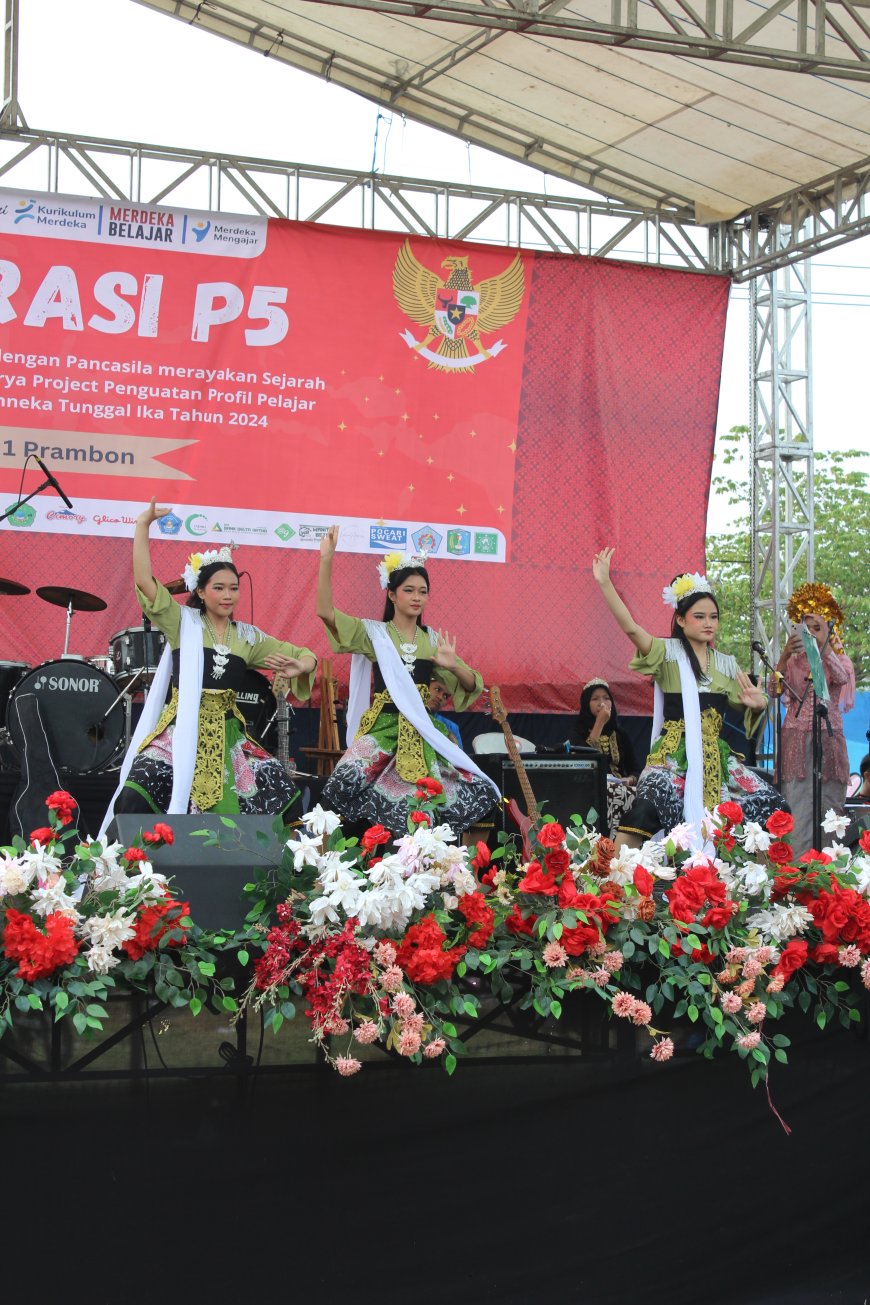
[30, 879, 81, 920]
[0, 855, 35, 896]
[20, 846, 64, 879]
[302, 805, 342, 838]
[308, 895, 341, 927]
[125, 862, 169, 899]
[285, 833, 326, 871]
[822, 841, 850, 862]
[80, 911, 136, 950]
[849, 856, 870, 896]
[83, 944, 122, 975]
[742, 822, 772, 855]
[442, 893, 459, 911]
[605, 844, 641, 887]
[821, 809, 850, 839]
[735, 861, 772, 897]
[665, 823, 700, 853]
[747, 902, 813, 943]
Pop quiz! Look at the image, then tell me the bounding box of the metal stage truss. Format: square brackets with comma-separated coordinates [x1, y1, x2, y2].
[4, 0, 856, 714]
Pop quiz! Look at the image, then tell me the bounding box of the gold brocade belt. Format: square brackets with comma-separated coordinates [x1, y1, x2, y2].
[648, 707, 725, 811]
[357, 684, 432, 783]
[591, 733, 621, 773]
[138, 686, 248, 811]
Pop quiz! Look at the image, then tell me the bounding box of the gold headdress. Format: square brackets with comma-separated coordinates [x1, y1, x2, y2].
[786, 582, 845, 653]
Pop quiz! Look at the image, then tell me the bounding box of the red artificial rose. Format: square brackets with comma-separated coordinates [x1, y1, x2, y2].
[767, 840, 793, 865]
[714, 830, 736, 853]
[717, 801, 744, 827]
[558, 875, 583, 909]
[471, 840, 491, 870]
[45, 790, 77, 826]
[773, 938, 809, 980]
[29, 827, 55, 847]
[142, 822, 175, 846]
[415, 776, 443, 797]
[361, 823, 392, 853]
[702, 902, 736, 931]
[410, 811, 430, 826]
[633, 865, 654, 898]
[537, 822, 565, 849]
[811, 942, 840, 965]
[518, 861, 559, 897]
[766, 809, 794, 837]
[799, 849, 832, 866]
[544, 848, 570, 878]
[505, 904, 537, 938]
[123, 846, 148, 864]
[457, 891, 495, 949]
[860, 830, 870, 855]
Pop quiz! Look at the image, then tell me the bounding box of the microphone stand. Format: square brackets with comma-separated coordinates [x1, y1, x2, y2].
[752, 642, 801, 792]
[0, 477, 59, 523]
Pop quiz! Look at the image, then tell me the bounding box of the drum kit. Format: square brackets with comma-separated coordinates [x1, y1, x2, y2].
[0, 575, 279, 776]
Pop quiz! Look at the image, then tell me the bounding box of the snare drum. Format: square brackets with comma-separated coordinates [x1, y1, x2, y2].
[6, 659, 125, 773]
[89, 654, 115, 675]
[110, 625, 167, 688]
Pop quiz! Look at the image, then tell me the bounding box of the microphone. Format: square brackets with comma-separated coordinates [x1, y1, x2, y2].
[34, 455, 74, 511]
[750, 641, 768, 657]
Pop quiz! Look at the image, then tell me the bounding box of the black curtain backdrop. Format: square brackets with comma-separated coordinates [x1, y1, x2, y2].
[3, 1016, 868, 1303]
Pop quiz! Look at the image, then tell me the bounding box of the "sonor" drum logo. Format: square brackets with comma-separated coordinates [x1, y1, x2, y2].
[34, 673, 103, 692]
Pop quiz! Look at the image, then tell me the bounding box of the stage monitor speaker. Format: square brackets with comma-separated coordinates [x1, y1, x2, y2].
[106, 813, 286, 932]
[498, 755, 607, 835]
[844, 804, 870, 850]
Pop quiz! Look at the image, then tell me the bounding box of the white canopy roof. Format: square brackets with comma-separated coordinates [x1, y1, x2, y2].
[135, 0, 870, 222]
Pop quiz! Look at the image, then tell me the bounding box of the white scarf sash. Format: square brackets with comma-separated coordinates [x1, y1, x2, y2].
[346, 620, 500, 797]
[100, 608, 203, 837]
[650, 644, 707, 847]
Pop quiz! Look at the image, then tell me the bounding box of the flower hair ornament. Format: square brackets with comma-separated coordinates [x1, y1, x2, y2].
[183, 545, 236, 592]
[787, 582, 846, 653]
[662, 572, 714, 610]
[583, 677, 610, 692]
[377, 549, 429, 590]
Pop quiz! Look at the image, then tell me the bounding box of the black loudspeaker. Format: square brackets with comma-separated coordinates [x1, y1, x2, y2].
[497, 755, 608, 835]
[844, 804, 870, 849]
[106, 814, 286, 932]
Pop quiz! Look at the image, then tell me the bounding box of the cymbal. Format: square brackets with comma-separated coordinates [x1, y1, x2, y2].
[36, 585, 107, 612]
[0, 577, 30, 596]
[163, 576, 187, 596]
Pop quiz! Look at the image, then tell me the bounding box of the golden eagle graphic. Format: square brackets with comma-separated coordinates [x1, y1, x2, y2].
[393, 240, 525, 373]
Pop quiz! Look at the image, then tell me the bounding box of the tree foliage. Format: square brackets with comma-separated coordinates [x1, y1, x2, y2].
[706, 428, 869, 688]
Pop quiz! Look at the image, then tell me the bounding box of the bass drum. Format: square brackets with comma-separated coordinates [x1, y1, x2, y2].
[235, 669, 277, 746]
[7, 659, 125, 773]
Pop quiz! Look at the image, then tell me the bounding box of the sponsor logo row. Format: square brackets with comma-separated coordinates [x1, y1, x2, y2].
[4, 504, 501, 557]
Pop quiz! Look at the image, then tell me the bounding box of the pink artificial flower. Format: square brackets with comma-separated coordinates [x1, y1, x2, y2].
[353, 1021, 380, 1045]
[838, 945, 861, 968]
[381, 965, 404, 993]
[592, 967, 610, 987]
[542, 941, 569, 968]
[398, 1027, 422, 1057]
[650, 1037, 675, 1062]
[862, 959, 870, 990]
[767, 973, 786, 993]
[630, 1000, 652, 1027]
[424, 1038, 446, 1058]
[565, 966, 591, 983]
[756, 946, 773, 965]
[612, 992, 636, 1018]
[738, 1031, 761, 1050]
[335, 1056, 362, 1076]
[391, 992, 416, 1019]
[325, 1015, 349, 1036]
[602, 950, 624, 973]
[403, 1012, 426, 1035]
[374, 940, 397, 967]
[742, 958, 762, 980]
[746, 1001, 767, 1025]
[720, 992, 743, 1014]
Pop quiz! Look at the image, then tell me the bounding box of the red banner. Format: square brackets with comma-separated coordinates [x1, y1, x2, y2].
[0, 189, 729, 713]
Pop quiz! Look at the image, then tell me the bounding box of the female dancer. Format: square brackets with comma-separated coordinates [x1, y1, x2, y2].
[592, 547, 782, 847]
[316, 525, 498, 836]
[574, 678, 639, 837]
[103, 500, 316, 826]
[772, 582, 855, 852]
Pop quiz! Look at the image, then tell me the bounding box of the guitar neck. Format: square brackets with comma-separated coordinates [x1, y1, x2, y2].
[489, 686, 539, 824]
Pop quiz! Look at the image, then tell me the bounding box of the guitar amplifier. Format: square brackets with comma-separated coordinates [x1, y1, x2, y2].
[484, 753, 608, 836]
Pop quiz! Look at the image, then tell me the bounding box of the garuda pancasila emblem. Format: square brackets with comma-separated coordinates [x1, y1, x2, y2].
[393, 239, 525, 373]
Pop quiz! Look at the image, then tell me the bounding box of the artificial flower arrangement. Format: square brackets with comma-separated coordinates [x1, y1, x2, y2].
[2, 785, 869, 1095]
[0, 791, 245, 1037]
[241, 780, 870, 1087]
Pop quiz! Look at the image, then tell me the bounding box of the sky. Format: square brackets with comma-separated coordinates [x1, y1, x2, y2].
[10, 0, 870, 537]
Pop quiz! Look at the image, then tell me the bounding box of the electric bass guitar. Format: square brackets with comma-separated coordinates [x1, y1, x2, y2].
[488, 684, 538, 860]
